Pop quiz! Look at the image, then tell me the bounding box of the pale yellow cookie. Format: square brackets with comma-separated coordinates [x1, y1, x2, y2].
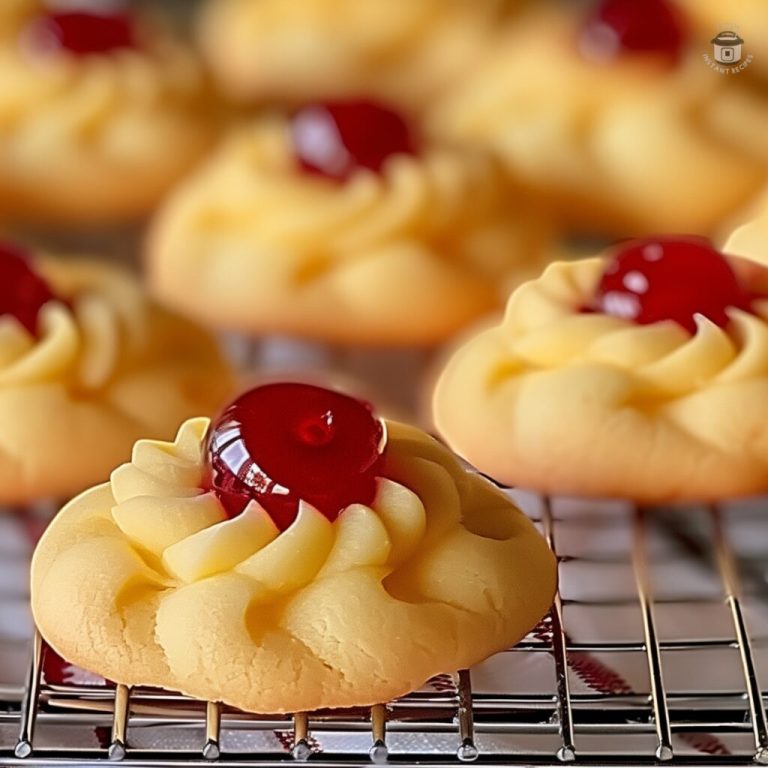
[147, 114, 553, 347]
[431, 4, 768, 236]
[725, 191, 768, 267]
[434, 252, 768, 502]
[0, 0, 219, 225]
[31, 417, 556, 713]
[0, 251, 233, 504]
[198, 0, 511, 108]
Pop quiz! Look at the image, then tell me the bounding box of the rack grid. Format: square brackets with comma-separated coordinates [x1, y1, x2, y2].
[1, 493, 768, 766]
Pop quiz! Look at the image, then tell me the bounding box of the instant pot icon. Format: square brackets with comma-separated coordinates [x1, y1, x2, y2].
[710, 31, 744, 64]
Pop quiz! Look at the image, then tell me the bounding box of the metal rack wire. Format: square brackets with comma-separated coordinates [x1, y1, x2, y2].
[1, 495, 767, 766]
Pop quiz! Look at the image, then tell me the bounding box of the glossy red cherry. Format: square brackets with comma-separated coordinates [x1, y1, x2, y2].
[24, 9, 137, 57]
[41, 644, 108, 687]
[291, 99, 417, 181]
[593, 236, 754, 333]
[205, 383, 385, 531]
[580, 0, 686, 62]
[0, 242, 57, 336]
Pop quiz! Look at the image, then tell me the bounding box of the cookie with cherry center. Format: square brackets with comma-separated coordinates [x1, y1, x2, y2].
[147, 96, 554, 382]
[31, 382, 556, 713]
[431, 0, 768, 237]
[0, 239, 233, 508]
[434, 236, 768, 502]
[0, 0, 220, 225]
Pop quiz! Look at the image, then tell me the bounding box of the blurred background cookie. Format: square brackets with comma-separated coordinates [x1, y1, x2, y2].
[431, 0, 768, 237]
[0, 239, 234, 506]
[147, 100, 553, 347]
[198, 0, 514, 110]
[0, 0, 221, 227]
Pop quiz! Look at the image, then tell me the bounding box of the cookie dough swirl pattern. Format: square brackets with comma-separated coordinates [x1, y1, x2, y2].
[430, 7, 768, 235]
[0, 0, 216, 222]
[434, 257, 768, 501]
[725, 192, 768, 267]
[198, 0, 508, 107]
[5, 259, 146, 391]
[149, 118, 551, 345]
[32, 418, 556, 713]
[0, 259, 231, 503]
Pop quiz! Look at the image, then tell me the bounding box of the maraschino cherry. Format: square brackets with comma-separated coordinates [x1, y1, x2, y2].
[24, 7, 137, 57]
[291, 99, 417, 181]
[0, 242, 56, 336]
[580, 0, 686, 62]
[205, 383, 385, 531]
[592, 236, 754, 334]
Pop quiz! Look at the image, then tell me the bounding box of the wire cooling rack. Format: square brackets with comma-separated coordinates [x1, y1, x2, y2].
[1, 493, 768, 766]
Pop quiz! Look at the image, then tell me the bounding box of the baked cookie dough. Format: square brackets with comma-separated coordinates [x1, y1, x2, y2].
[198, 0, 510, 108]
[434, 237, 768, 501]
[32, 383, 556, 712]
[431, 1, 768, 236]
[148, 107, 553, 347]
[0, 242, 233, 504]
[0, 0, 219, 225]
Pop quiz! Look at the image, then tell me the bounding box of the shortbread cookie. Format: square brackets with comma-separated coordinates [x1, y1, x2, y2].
[0, 0, 218, 225]
[198, 0, 510, 108]
[148, 101, 553, 347]
[0, 241, 233, 503]
[32, 382, 556, 712]
[432, 0, 768, 235]
[434, 236, 768, 501]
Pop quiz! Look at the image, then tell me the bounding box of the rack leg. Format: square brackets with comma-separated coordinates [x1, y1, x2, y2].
[542, 496, 577, 762]
[711, 506, 768, 764]
[633, 507, 673, 762]
[109, 684, 131, 761]
[456, 669, 478, 761]
[203, 700, 222, 760]
[14, 631, 43, 759]
[292, 712, 311, 760]
[369, 703, 388, 763]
